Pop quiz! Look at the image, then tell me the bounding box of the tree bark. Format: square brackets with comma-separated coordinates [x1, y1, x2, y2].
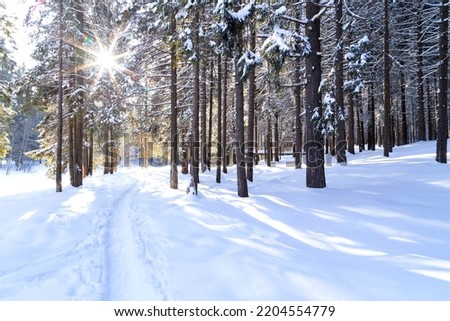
[201, 60, 208, 173]
[216, 54, 222, 183]
[170, 11, 178, 189]
[334, 0, 347, 163]
[235, 27, 249, 197]
[56, 0, 63, 192]
[416, 1, 426, 141]
[400, 64, 408, 145]
[222, 56, 228, 174]
[208, 59, 214, 171]
[246, 24, 256, 182]
[367, 79, 376, 151]
[88, 129, 94, 175]
[305, 0, 326, 188]
[436, 0, 448, 163]
[274, 112, 280, 162]
[427, 79, 435, 140]
[191, 9, 200, 193]
[266, 116, 272, 167]
[294, 58, 303, 168]
[383, 0, 391, 157]
[71, 0, 85, 185]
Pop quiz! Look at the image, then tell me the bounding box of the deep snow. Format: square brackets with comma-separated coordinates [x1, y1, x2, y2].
[1, 141, 449, 300]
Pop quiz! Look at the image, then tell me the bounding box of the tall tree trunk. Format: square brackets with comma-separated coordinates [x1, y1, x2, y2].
[246, 24, 256, 182]
[56, 0, 63, 192]
[123, 134, 129, 168]
[222, 56, 228, 174]
[216, 55, 222, 183]
[383, 0, 392, 157]
[400, 64, 408, 145]
[274, 112, 280, 162]
[181, 131, 189, 174]
[427, 79, 435, 140]
[201, 60, 207, 173]
[88, 129, 94, 175]
[254, 105, 258, 165]
[191, 9, 200, 193]
[294, 59, 303, 168]
[347, 30, 355, 155]
[169, 11, 178, 189]
[70, 0, 85, 187]
[208, 59, 214, 171]
[305, 0, 326, 188]
[334, 0, 347, 163]
[347, 92, 356, 154]
[358, 105, 365, 152]
[436, 0, 448, 163]
[416, 1, 426, 141]
[235, 27, 249, 197]
[103, 129, 110, 174]
[294, 0, 303, 169]
[266, 116, 272, 167]
[69, 107, 74, 185]
[367, 78, 376, 150]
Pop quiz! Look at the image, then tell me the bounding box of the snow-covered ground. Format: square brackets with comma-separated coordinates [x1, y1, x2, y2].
[1, 141, 450, 300]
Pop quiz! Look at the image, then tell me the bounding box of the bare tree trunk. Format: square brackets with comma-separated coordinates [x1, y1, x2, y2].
[208, 59, 214, 171]
[305, 0, 326, 188]
[358, 105, 365, 152]
[416, 0, 426, 141]
[56, 0, 63, 192]
[191, 9, 200, 193]
[335, 0, 347, 163]
[254, 105, 258, 165]
[235, 27, 249, 197]
[427, 79, 435, 141]
[294, 60, 303, 168]
[294, 0, 303, 169]
[266, 116, 272, 167]
[274, 112, 280, 162]
[216, 55, 222, 183]
[88, 129, 94, 175]
[222, 56, 228, 174]
[367, 78, 376, 150]
[181, 146, 189, 174]
[70, 0, 85, 186]
[69, 107, 74, 185]
[436, 0, 448, 163]
[383, 0, 392, 157]
[103, 129, 110, 174]
[170, 11, 178, 189]
[201, 60, 207, 173]
[246, 24, 256, 182]
[400, 64, 408, 145]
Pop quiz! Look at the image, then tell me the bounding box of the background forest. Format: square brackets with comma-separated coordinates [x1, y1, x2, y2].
[1, 0, 449, 197]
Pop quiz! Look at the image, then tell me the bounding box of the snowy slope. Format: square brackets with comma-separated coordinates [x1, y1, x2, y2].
[0, 141, 449, 300]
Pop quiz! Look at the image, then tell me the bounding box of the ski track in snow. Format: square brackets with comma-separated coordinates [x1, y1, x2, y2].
[101, 175, 172, 300]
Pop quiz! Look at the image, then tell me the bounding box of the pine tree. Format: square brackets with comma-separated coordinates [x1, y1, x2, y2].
[0, 1, 16, 160]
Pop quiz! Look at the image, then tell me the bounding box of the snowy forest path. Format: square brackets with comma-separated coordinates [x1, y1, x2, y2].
[101, 173, 171, 300]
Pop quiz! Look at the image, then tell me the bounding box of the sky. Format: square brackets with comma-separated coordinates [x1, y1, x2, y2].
[5, 0, 36, 67]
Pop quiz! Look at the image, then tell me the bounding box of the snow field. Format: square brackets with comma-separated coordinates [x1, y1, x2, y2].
[0, 140, 449, 300]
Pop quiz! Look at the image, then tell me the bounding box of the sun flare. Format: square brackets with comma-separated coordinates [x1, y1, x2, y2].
[95, 48, 119, 71]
